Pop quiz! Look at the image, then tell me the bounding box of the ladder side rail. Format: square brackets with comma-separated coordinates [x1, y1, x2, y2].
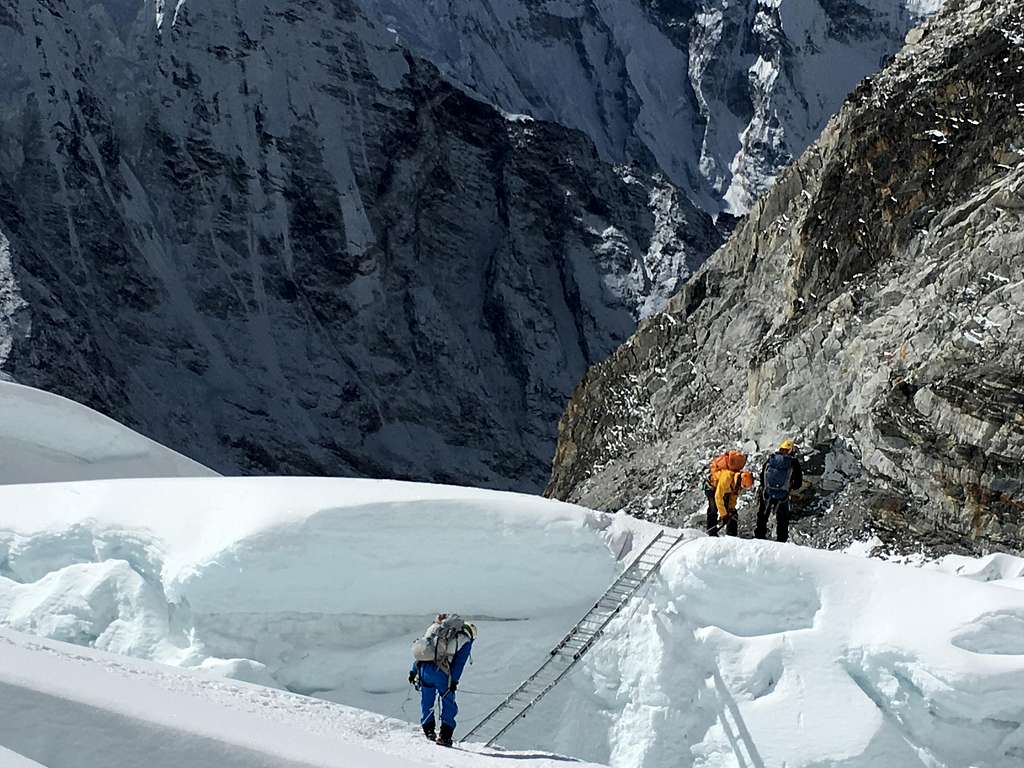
[463, 653, 564, 742]
[484, 656, 583, 747]
[465, 531, 682, 745]
[542, 530, 665, 652]
[486, 537, 683, 746]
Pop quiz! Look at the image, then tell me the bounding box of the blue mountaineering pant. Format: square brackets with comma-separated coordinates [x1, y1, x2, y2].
[418, 662, 459, 728]
[413, 637, 473, 729]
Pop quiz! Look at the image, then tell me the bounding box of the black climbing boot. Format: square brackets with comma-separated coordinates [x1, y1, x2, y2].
[422, 721, 436, 742]
[436, 723, 454, 747]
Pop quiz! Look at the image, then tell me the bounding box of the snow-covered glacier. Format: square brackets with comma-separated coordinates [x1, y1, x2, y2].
[0, 0, 718, 492]
[0, 478, 628, 722]
[0, 381, 214, 483]
[359, 0, 943, 214]
[0, 474, 1020, 767]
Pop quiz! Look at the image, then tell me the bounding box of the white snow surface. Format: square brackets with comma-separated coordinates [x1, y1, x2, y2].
[0, 381, 215, 484]
[0, 627, 597, 768]
[0, 477, 1021, 766]
[0, 478, 651, 728]
[0, 745, 45, 768]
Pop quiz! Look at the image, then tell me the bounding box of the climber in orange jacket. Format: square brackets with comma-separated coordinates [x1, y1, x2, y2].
[706, 451, 754, 537]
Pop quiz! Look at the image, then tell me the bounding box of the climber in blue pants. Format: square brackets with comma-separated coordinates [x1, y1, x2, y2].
[409, 614, 476, 746]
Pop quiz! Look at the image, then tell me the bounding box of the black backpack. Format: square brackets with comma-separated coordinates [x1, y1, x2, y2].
[763, 453, 794, 501]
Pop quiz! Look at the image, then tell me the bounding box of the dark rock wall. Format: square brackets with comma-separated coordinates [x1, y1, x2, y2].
[0, 0, 716, 489]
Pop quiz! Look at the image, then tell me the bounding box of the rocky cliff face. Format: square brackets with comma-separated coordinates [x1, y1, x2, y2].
[547, 0, 1024, 554]
[358, 0, 942, 215]
[0, 0, 717, 489]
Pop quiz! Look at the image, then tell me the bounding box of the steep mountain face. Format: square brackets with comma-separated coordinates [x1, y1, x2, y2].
[547, 0, 1024, 554]
[358, 0, 943, 215]
[0, 0, 717, 489]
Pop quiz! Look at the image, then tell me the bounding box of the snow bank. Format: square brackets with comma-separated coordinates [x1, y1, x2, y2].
[0, 382, 214, 484]
[1, 474, 1021, 767]
[0, 746, 46, 768]
[524, 539, 1024, 767]
[0, 628, 597, 768]
[0, 478, 653, 726]
[847, 537, 1024, 592]
[931, 552, 1024, 592]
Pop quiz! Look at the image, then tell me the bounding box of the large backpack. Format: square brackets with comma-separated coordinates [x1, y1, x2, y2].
[709, 451, 746, 485]
[763, 453, 794, 501]
[411, 614, 465, 664]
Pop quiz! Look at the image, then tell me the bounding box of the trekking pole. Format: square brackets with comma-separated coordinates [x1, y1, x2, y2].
[707, 518, 729, 536]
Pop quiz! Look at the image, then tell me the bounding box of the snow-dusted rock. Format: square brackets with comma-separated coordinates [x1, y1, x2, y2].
[547, 0, 1024, 553]
[358, 0, 942, 215]
[0, 0, 717, 490]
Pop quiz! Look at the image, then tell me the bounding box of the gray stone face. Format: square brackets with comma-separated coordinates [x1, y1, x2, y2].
[547, 0, 1024, 554]
[0, 0, 718, 490]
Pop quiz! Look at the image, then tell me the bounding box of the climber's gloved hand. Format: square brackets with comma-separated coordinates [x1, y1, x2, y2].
[408, 670, 417, 686]
[448, 680, 458, 694]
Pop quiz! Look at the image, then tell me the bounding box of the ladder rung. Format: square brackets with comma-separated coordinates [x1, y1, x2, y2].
[463, 534, 688, 747]
[561, 638, 593, 651]
[558, 640, 591, 652]
[560, 629, 597, 640]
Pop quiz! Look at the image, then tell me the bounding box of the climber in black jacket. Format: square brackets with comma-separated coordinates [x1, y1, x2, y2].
[755, 439, 804, 542]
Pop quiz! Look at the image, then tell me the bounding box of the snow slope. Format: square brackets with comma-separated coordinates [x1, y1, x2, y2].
[539, 539, 1024, 767]
[0, 381, 214, 484]
[0, 477, 646, 725]
[0, 628, 598, 768]
[0, 747, 45, 768]
[0, 476, 1021, 766]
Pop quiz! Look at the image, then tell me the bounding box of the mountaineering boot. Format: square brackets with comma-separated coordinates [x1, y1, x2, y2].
[436, 723, 455, 747]
[422, 721, 436, 742]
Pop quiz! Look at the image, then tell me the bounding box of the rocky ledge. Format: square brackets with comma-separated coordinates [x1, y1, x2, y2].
[547, 0, 1024, 555]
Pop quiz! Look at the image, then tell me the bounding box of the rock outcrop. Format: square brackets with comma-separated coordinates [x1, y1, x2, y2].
[358, 0, 942, 214]
[0, 0, 717, 489]
[547, 0, 1024, 553]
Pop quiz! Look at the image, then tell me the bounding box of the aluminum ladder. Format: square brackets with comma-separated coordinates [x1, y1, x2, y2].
[461, 529, 686, 748]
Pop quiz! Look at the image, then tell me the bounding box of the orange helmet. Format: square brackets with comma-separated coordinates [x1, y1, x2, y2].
[740, 471, 754, 490]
